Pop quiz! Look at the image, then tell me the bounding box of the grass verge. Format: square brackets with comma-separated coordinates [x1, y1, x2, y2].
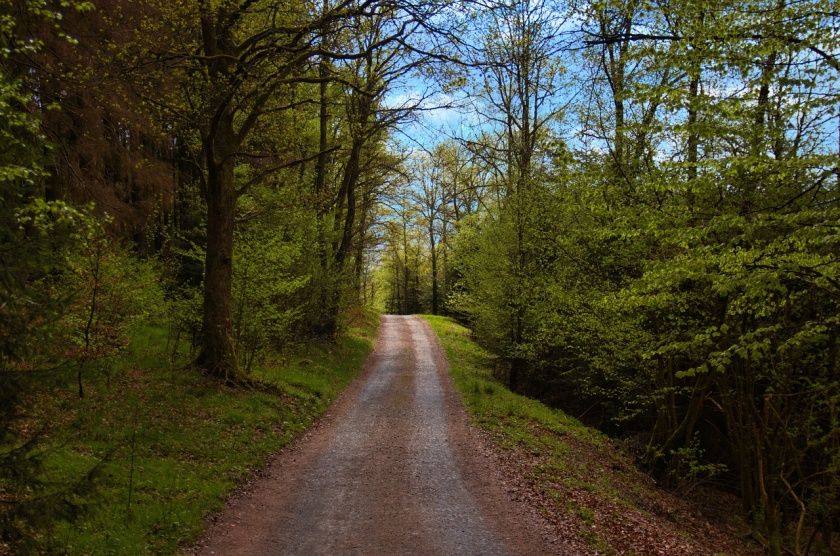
[423, 314, 758, 555]
[0, 312, 379, 555]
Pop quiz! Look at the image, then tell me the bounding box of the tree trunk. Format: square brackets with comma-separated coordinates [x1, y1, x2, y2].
[312, 51, 335, 338]
[687, 73, 699, 184]
[198, 130, 238, 381]
[430, 234, 438, 314]
[402, 220, 409, 314]
[335, 136, 363, 269]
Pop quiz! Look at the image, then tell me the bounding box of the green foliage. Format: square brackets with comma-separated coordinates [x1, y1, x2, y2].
[423, 315, 603, 445]
[667, 433, 729, 494]
[1, 200, 96, 364]
[1, 0, 837, 552]
[424, 315, 752, 553]
[64, 240, 166, 359]
[0, 68, 56, 362]
[233, 187, 312, 371]
[0, 313, 378, 554]
[442, 1, 840, 550]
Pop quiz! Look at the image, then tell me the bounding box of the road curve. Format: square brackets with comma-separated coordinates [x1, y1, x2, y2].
[193, 315, 552, 555]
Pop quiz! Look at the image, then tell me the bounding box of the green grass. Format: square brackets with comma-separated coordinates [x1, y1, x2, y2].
[1, 313, 379, 554]
[422, 315, 666, 553]
[423, 315, 756, 555]
[422, 315, 603, 446]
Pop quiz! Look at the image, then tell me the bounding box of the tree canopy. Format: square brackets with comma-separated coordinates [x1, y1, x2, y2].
[1, 0, 838, 552]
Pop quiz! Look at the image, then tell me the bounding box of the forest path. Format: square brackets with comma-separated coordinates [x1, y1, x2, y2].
[192, 315, 553, 555]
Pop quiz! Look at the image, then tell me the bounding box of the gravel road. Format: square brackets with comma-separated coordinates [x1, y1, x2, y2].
[193, 315, 552, 555]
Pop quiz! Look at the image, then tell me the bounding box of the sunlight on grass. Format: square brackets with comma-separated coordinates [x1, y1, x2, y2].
[422, 315, 602, 444]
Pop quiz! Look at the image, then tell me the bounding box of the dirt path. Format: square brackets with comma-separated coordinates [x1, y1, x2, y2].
[191, 315, 556, 555]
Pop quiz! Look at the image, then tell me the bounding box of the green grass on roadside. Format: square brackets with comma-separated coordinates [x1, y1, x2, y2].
[1, 313, 379, 555]
[422, 315, 603, 447]
[423, 315, 756, 555]
[422, 315, 665, 553]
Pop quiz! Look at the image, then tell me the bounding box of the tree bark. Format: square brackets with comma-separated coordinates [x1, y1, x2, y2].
[430, 233, 438, 314]
[313, 49, 335, 338]
[197, 115, 239, 380]
[335, 136, 362, 270]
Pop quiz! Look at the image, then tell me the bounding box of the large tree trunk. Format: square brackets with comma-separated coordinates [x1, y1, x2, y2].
[195, 8, 240, 380]
[335, 136, 363, 269]
[197, 118, 239, 380]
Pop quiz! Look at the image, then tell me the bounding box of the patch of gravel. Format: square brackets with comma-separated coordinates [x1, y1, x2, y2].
[189, 315, 554, 555]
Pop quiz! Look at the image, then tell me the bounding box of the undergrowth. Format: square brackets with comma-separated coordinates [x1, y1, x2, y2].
[423, 315, 757, 555]
[0, 313, 379, 554]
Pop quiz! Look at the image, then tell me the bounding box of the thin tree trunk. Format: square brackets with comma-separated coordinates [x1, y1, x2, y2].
[430, 234, 438, 314]
[313, 46, 334, 337]
[687, 73, 699, 185]
[335, 137, 363, 269]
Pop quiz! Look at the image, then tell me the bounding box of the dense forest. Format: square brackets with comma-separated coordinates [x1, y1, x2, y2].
[1, 0, 838, 553]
